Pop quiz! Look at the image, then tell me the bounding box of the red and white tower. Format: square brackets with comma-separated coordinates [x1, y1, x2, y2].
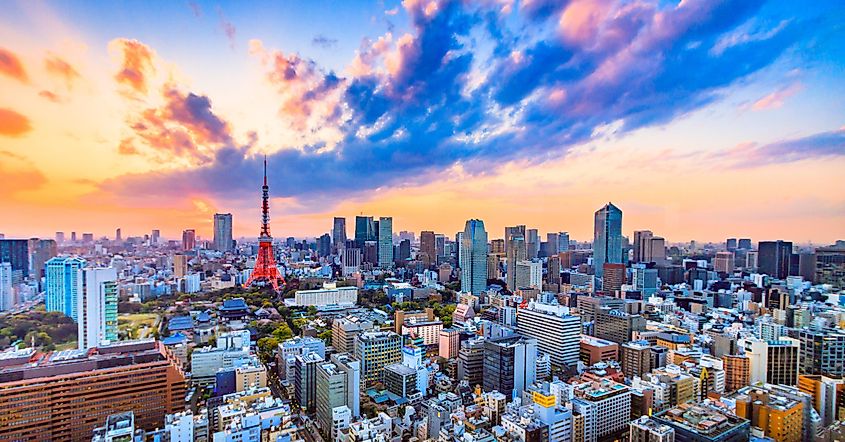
[244, 157, 284, 291]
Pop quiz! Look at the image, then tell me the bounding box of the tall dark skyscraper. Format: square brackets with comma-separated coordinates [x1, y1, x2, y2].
[213, 213, 233, 252]
[354, 216, 375, 246]
[758, 240, 793, 279]
[332, 217, 347, 249]
[420, 231, 436, 266]
[593, 202, 623, 278]
[318, 233, 331, 257]
[738, 238, 752, 250]
[0, 239, 29, 278]
[726, 238, 737, 251]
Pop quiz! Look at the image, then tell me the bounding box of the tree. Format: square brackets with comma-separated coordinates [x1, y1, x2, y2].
[257, 336, 280, 363]
[318, 330, 332, 343]
[272, 323, 293, 341]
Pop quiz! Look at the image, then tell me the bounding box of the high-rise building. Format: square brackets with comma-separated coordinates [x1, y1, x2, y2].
[77, 267, 119, 349]
[332, 317, 373, 354]
[722, 355, 750, 393]
[526, 229, 540, 259]
[173, 254, 189, 279]
[726, 238, 737, 251]
[632, 263, 659, 296]
[115, 228, 122, 242]
[601, 263, 626, 293]
[595, 307, 646, 344]
[55, 232, 65, 244]
[516, 301, 581, 367]
[0, 262, 12, 311]
[573, 379, 632, 440]
[294, 352, 324, 413]
[28, 238, 57, 284]
[815, 242, 845, 290]
[458, 338, 485, 387]
[151, 229, 160, 245]
[318, 233, 332, 257]
[733, 386, 803, 442]
[633, 230, 666, 264]
[738, 238, 752, 250]
[506, 228, 527, 290]
[354, 331, 402, 384]
[435, 234, 446, 259]
[580, 336, 619, 366]
[621, 341, 655, 380]
[46, 256, 86, 320]
[0, 239, 29, 279]
[0, 340, 185, 440]
[354, 216, 375, 246]
[378, 217, 393, 268]
[419, 230, 436, 267]
[332, 217, 347, 250]
[70, 231, 77, 242]
[515, 259, 542, 290]
[558, 232, 570, 253]
[460, 219, 488, 295]
[713, 251, 735, 274]
[593, 203, 623, 278]
[798, 329, 845, 377]
[483, 335, 538, 398]
[744, 337, 800, 386]
[181, 229, 196, 251]
[316, 353, 360, 439]
[758, 240, 793, 279]
[213, 213, 233, 252]
[438, 328, 461, 359]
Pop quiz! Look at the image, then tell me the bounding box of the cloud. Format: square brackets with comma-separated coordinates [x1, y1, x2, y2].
[101, 0, 809, 211]
[312, 34, 339, 49]
[188, 1, 202, 17]
[218, 11, 237, 48]
[0, 151, 46, 196]
[0, 47, 28, 83]
[0, 108, 32, 137]
[38, 90, 62, 103]
[751, 82, 802, 111]
[110, 38, 155, 95]
[721, 129, 845, 168]
[44, 55, 80, 90]
[385, 7, 400, 16]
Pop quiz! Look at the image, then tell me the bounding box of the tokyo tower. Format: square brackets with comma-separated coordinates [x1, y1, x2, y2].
[244, 156, 284, 291]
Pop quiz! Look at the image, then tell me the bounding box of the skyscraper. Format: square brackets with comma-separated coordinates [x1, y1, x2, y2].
[77, 267, 119, 349]
[115, 228, 122, 242]
[593, 203, 623, 278]
[726, 238, 737, 251]
[318, 233, 332, 257]
[419, 230, 436, 267]
[0, 263, 13, 311]
[0, 239, 29, 279]
[213, 213, 233, 252]
[181, 229, 196, 251]
[332, 217, 347, 249]
[28, 238, 57, 284]
[460, 219, 488, 295]
[46, 257, 86, 321]
[558, 232, 570, 253]
[483, 335, 538, 398]
[150, 229, 160, 245]
[354, 216, 375, 246]
[526, 228, 540, 259]
[378, 217, 393, 268]
[505, 227, 527, 291]
[758, 240, 793, 279]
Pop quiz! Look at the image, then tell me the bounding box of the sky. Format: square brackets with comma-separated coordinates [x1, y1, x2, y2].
[1, 0, 844, 245]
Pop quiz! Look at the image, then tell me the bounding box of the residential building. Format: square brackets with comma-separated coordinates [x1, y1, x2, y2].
[77, 267, 119, 349]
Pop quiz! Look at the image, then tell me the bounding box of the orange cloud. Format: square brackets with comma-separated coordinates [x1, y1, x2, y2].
[0, 108, 32, 137]
[44, 54, 80, 89]
[0, 47, 28, 83]
[38, 90, 63, 103]
[0, 151, 46, 196]
[110, 38, 155, 95]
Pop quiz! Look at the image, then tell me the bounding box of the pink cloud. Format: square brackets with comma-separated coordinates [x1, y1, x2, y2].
[110, 38, 155, 95]
[751, 82, 802, 111]
[0, 47, 28, 83]
[0, 108, 32, 137]
[44, 55, 80, 90]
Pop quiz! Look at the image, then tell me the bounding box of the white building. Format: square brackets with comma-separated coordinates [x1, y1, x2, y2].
[0, 262, 13, 311]
[293, 283, 358, 307]
[77, 267, 118, 350]
[515, 260, 542, 289]
[516, 300, 581, 367]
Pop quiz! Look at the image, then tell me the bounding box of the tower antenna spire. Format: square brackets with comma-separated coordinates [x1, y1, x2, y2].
[245, 155, 284, 292]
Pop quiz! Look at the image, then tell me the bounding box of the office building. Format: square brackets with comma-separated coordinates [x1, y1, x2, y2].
[632, 263, 659, 296]
[332, 217, 347, 249]
[173, 254, 189, 278]
[0, 239, 29, 278]
[653, 403, 750, 442]
[629, 416, 675, 442]
[572, 379, 632, 440]
[744, 337, 800, 386]
[558, 232, 570, 253]
[483, 335, 538, 398]
[316, 353, 360, 439]
[354, 331, 402, 384]
[601, 263, 626, 293]
[460, 219, 488, 295]
[419, 230, 436, 267]
[634, 230, 666, 263]
[527, 228, 540, 259]
[181, 229, 196, 251]
[0, 263, 11, 311]
[458, 338, 485, 387]
[580, 336, 619, 366]
[354, 216, 376, 245]
[438, 328, 460, 359]
[798, 329, 845, 376]
[45, 256, 86, 320]
[332, 316, 374, 354]
[378, 217, 393, 268]
[758, 240, 792, 279]
[294, 352, 324, 413]
[0, 340, 185, 440]
[516, 301, 580, 367]
[815, 242, 845, 290]
[515, 259, 542, 289]
[594, 203, 623, 278]
[713, 252, 735, 274]
[77, 267, 119, 349]
[734, 386, 802, 442]
[722, 355, 750, 393]
[595, 308, 646, 344]
[293, 283, 357, 307]
[318, 233, 331, 257]
[622, 341, 655, 380]
[28, 238, 57, 283]
[506, 226, 527, 290]
[213, 213, 233, 252]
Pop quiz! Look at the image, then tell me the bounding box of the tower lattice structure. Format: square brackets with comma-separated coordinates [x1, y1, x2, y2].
[244, 157, 284, 291]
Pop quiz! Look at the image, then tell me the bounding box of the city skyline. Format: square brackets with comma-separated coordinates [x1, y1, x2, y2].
[1, 1, 844, 242]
